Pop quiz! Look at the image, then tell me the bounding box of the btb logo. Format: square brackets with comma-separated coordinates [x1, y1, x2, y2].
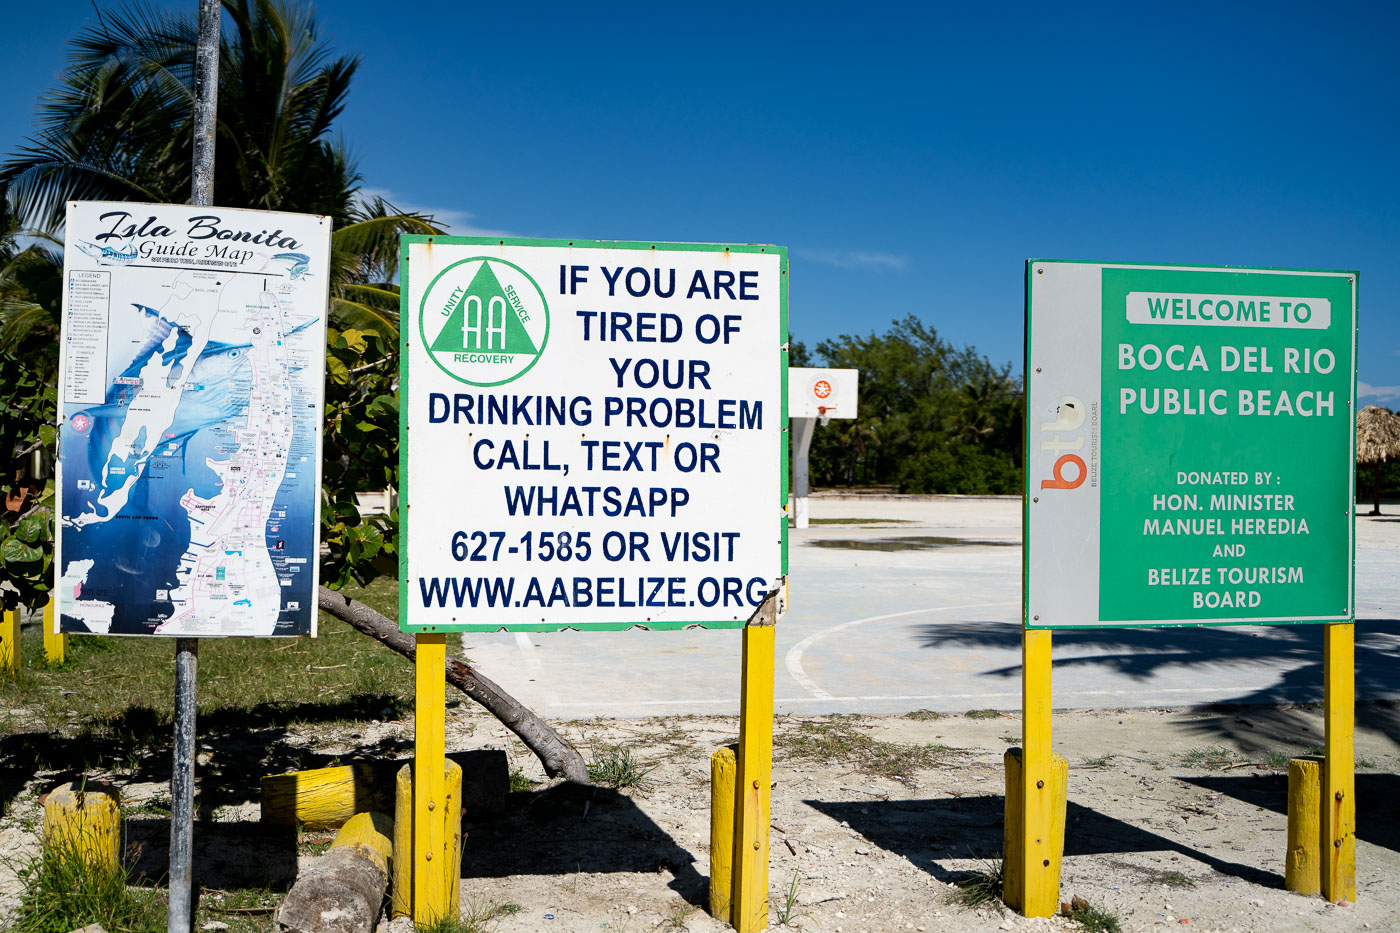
[1039, 396, 1086, 490]
[419, 257, 549, 386]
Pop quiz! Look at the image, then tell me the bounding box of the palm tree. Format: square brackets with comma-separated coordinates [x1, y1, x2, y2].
[0, 0, 438, 340]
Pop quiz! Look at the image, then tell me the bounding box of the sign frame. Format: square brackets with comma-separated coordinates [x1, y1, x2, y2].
[397, 235, 789, 633]
[1024, 258, 1357, 630]
[54, 200, 331, 638]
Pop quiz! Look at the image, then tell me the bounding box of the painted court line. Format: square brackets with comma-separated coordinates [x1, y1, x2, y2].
[784, 601, 1020, 700]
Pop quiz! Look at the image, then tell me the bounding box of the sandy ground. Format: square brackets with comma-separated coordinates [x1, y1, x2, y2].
[3, 497, 1398, 932]
[4, 698, 1398, 933]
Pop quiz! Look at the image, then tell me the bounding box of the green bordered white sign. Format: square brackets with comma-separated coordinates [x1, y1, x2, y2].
[1025, 260, 1357, 629]
[399, 237, 788, 633]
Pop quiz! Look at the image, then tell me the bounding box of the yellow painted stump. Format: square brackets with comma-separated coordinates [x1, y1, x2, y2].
[391, 761, 462, 919]
[260, 763, 395, 829]
[333, 811, 395, 874]
[43, 782, 121, 872]
[43, 599, 66, 665]
[1286, 756, 1323, 895]
[1003, 747, 1068, 916]
[1, 609, 19, 676]
[708, 745, 737, 920]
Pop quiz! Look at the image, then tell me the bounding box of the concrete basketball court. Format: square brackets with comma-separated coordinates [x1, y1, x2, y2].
[462, 494, 1400, 718]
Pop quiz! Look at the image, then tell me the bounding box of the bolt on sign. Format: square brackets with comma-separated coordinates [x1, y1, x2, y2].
[399, 237, 788, 632]
[1025, 261, 1356, 628]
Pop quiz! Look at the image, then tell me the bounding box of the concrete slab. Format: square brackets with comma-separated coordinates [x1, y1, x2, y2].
[462, 495, 1400, 723]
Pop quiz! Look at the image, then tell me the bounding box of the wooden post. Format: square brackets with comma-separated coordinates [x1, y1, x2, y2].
[1003, 747, 1067, 909]
[393, 759, 462, 920]
[1286, 755, 1323, 895]
[1322, 623, 1356, 903]
[1, 608, 19, 675]
[709, 745, 737, 919]
[412, 633, 450, 924]
[392, 764, 412, 919]
[731, 595, 777, 933]
[43, 598, 66, 664]
[1006, 628, 1060, 917]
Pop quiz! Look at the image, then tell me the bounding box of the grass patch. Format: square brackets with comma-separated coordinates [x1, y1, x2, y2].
[508, 768, 536, 793]
[774, 871, 801, 926]
[964, 709, 1003, 720]
[1081, 754, 1113, 769]
[1, 580, 418, 817]
[904, 709, 943, 721]
[1265, 750, 1292, 770]
[197, 887, 280, 933]
[416, 902, 522, 933]
[778, 716, 949, 782]
[1146, 870, 1194, 887]
[587, 745, 655, 791]
[6, 578, 412, 738]
[1178, 745, 1239, 769]
[7, 833, 165, 933]
[950, 858, 1002, 908]
[1061, 896, 1122, 933]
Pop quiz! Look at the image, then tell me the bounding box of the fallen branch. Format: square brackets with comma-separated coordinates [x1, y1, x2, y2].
[317, 586, 589, 783]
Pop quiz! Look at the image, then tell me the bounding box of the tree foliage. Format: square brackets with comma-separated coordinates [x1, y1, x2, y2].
[0, 0, 435, 606]
[794, 315, 1024, 494]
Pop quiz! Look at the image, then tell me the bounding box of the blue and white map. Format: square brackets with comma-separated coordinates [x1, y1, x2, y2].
[56, 202, 330, 636]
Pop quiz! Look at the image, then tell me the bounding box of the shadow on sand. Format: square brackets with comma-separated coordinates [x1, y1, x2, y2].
[805, 795, 1281, 888]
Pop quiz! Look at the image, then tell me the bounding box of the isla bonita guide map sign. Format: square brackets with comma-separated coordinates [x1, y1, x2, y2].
[400, 237, 787, 632]
[56, 201, 331, 636]
[1026, 261, 1356, 629]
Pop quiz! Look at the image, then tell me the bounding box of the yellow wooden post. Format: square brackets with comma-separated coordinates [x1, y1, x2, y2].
[443, 758, 462, 920]
[392, 757, 462, 919]
[1003, 747, 1067, 906]
[1286, 755, 1323, 895]
[709, 745, 737, 919]
[731, 597, 776, 933]
[413, 633, 449, 925]
[1322, 623, 1356, 903]
[1006, 627, 1060, 917]
[0, 608, 19, 675]
[43, 598, 66, 665]
[392, 764, 413, 919]
[43, 782, 121, 872]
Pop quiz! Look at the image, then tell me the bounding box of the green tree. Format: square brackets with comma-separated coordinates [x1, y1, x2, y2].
[799, 315, 1023, 494]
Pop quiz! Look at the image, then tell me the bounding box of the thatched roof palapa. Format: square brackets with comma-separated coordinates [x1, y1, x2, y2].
[1356, 405, 1400, 465]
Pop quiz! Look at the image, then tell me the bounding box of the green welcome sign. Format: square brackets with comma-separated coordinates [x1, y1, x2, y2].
[1025, 261, 1357, 628]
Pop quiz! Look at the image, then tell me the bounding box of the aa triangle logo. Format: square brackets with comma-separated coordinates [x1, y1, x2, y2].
[430, 263, 538, 355]
[419, 257, 549, 387]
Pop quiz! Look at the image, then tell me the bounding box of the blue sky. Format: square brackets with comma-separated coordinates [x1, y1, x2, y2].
[5, 1, 1398, 403]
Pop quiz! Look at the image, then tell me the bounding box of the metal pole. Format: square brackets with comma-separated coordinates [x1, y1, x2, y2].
[790, 417, 815, 529]
[191, 0, 220, 207]
[170, 3, 220, 931]
[168, 639, 199, 933]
